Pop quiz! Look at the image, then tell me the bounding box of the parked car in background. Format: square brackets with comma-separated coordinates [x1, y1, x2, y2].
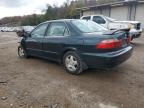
[81, 15, 142, 40]
[0, 26, 35, 33]
[18, 19, 133, 75]
[0, 27, 9, 32]
[0, 27, 17, 32]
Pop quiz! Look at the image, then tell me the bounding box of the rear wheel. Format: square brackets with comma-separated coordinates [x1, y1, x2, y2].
[18, 46, 28, 58]
[63, 51, 85, 75]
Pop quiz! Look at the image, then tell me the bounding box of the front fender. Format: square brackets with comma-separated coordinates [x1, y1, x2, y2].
[19, 37, 27, 51]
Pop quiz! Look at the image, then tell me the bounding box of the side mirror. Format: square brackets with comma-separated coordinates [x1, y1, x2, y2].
[24, 31, 31, 37]
[16, 29, 32, 37]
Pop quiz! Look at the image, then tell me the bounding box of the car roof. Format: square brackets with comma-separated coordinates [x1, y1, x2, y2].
[37, 19, 77, 26]
[81, 14, 104, 18]
[44, 19, 76, 23]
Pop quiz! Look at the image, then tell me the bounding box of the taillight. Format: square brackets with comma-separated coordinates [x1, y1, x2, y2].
[96, 39, 122, 49]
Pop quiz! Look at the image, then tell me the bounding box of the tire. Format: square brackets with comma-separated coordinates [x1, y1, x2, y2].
[18, 46, 28, 58]
[63, 51, 86, 75]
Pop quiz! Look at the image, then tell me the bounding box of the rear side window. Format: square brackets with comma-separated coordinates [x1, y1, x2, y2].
[46, 22, 69, 36]
[82, 16, 91, 20]
[93, 16, 106, 24]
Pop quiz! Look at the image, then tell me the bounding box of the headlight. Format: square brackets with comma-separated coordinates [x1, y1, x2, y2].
[128, 24, 134, 29]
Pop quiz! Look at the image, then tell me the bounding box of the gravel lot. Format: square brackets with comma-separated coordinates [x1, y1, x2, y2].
[0, 32, 144, 108]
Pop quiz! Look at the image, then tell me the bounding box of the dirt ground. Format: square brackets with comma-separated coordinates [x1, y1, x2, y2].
[0, 32, 144, 108]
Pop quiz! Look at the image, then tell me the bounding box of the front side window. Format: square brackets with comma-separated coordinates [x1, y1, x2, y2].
[31, 23, 48, 38]
[46, 22, 69, 36]
[72, 20, 107, 33]
[93, 16, 106, 24]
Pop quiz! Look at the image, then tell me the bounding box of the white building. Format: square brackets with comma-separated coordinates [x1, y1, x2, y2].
[78, 0, 144, 28]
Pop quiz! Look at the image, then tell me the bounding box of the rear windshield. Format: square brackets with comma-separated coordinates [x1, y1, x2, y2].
[71, 20, 107, 33]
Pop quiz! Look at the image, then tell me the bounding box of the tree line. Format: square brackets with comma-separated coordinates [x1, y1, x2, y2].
[19, 0, 87, 26]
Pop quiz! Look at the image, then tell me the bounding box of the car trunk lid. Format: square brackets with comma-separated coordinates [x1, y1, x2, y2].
[82, 29, 131, 53]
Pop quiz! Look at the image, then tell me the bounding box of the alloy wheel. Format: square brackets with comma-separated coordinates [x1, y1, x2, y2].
[18, 47, 25, 57]
[65, 55, 78, 72]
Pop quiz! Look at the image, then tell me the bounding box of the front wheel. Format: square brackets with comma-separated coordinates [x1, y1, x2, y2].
[18, 46, 28, 58]
[63, 51, 85, 75]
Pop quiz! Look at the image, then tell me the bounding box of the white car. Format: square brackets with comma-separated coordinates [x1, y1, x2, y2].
[81, 15, 142, 40]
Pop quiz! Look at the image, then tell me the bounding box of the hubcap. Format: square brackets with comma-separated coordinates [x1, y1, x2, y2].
[19, 47, 25, 57]
[65, 55, 78, 72]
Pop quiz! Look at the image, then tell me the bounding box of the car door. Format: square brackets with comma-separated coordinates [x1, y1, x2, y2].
[25, 23, 48, 56]
[43, 22, 70, 61]
[92, 16, 107, 28]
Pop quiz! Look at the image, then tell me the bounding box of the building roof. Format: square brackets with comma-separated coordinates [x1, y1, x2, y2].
[76, 0, 144, 11]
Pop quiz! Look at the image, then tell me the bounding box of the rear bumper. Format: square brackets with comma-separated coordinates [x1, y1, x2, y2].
[81, 46, 133, 68]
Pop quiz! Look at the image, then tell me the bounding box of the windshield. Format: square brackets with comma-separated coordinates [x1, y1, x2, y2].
[71, 20, 108, 33]
[105, 16, 116, 22]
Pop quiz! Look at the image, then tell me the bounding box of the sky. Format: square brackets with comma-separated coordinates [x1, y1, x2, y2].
[0, 0, 67, 18]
